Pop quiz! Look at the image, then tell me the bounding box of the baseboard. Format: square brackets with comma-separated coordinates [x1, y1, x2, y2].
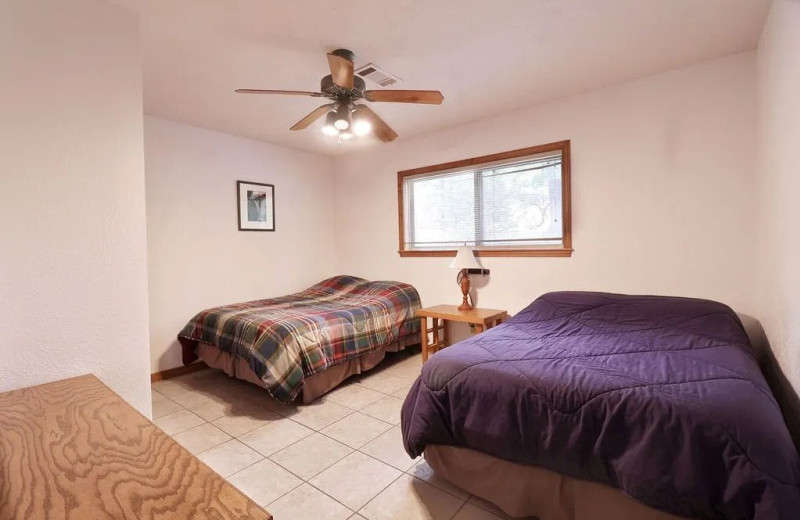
[151, 362, 209, 383]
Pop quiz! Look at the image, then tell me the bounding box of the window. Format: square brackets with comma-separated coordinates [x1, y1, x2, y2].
[398, 141, 571, 257]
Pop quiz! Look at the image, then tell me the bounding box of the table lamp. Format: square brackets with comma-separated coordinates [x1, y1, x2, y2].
[450, 246, 482, 310]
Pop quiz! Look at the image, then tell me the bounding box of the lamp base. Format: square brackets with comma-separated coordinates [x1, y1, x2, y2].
[458, 270, 473, 311]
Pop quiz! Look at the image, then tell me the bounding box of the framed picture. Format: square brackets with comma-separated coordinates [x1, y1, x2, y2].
[237, 181, 275, 231]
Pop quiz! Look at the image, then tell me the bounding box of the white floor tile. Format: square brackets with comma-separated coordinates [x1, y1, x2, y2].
[173, 423, 231, 454]
[383, 358, 423, 381]
[360, 427, 418, 471]
[286, 398, 353, 430]
[361, 396, 405, 425]
[170, 390, 232, 421]
[151, 392, 184, 419]
[197, 439, 263, 477]
[151, 379, 194, 399]
[211, 404, 281, 437]
[391, 384, 414, 399]
[269, 432, 353, 480]
[360, 474, 466, 520]
[239, 418, 313, 456]
[327, 384, 386, 410]
[309, 452, 402, 510]
[151, 369, 218, 397]
[153, 409, 204, 436]
[228, 458, 303, 506]
[267, 483, 352, 520]
[321, 412, 393, 449]
[358, 373, 412, 395]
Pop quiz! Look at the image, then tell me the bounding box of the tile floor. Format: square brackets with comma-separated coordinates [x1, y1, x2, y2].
[151, 349, 513, 520]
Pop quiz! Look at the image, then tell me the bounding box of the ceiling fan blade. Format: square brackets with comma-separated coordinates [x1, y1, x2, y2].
[327, 53, 354, 89]
[364, 90, 444, 105]
[235, 89, 324, 97]
[355, 105, 398, 142]
[290, 103, 335, 131]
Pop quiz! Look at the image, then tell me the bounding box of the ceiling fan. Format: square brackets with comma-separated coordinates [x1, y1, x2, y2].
[235, 49, 444, 143]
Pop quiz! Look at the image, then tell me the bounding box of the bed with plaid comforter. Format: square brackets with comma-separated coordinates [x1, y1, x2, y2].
[178, 275, 421, 402]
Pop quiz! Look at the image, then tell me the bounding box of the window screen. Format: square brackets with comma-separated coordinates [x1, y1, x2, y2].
[401, 146, 568, 253]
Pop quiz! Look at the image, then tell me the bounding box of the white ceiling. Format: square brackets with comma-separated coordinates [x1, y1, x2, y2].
[113, 0, 771, 155]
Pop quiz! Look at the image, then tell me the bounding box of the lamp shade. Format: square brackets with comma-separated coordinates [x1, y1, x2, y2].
[449, 246, 482, 270]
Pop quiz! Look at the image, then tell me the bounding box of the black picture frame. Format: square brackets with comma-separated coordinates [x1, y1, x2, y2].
[237, 180, 275, 231]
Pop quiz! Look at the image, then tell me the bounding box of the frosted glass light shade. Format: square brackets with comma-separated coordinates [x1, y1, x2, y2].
[449, 246, 481, 270]
[352, 119, 371, 136]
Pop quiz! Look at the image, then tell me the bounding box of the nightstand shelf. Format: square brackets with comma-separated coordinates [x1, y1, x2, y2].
[416, 305, 509, 362]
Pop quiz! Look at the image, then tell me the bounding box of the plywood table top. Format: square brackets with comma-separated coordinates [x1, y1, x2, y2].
[0, 374, 271, 520]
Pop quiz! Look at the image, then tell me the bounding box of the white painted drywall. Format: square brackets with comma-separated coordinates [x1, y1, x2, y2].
[333, 53, 758, 341]
[756, 0, 800, 393]
[144, 116, 337, 372]
[0, 0, 151, 414]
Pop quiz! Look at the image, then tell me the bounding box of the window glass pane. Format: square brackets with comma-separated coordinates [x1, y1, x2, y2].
[480, 159, 562, 246]
[407, 171, 475, 249]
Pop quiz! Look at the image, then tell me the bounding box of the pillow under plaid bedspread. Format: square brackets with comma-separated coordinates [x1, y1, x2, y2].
[178, 275, 421, 402]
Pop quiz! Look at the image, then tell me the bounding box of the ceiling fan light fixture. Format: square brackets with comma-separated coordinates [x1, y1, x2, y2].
[333, 116, 350, 130]
[321, 112, 338, 136]
[352, 118, 372, 136]
[339, 130, 354, 140]
[332, 104, 351, 130]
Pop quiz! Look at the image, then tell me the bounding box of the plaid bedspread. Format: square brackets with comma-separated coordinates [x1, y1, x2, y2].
[178, 275, 421, 402]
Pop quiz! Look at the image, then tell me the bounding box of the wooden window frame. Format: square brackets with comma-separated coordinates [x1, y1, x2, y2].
[397, 140, 572, 258]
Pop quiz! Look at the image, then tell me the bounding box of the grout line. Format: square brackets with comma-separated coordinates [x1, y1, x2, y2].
[268, 444, 354, 483]
[257, 478, 304, 509]
[448, 501, 470, 520]
[156, 412, 208, 437]
[212, 453, 267, 483]
[294, 482, 356, 517]
[354, 472, 406, 516]
[263, 433, 347, 481]
[315, 417, 395, 450]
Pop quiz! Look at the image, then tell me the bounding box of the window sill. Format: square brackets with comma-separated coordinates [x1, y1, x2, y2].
[398, 248, 573, 258]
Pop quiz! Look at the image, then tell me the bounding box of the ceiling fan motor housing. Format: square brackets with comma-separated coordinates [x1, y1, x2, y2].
[321, 74, 366, 97]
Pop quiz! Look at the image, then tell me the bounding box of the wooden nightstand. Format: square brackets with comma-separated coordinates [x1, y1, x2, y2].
[416, 305, 509, 362]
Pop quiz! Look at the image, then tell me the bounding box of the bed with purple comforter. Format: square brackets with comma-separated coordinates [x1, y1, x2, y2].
[401, 292, 800, 519]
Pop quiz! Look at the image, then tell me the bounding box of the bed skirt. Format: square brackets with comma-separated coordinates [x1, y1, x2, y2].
[424, 445, 688, 520]
[185, 335, 418, 404]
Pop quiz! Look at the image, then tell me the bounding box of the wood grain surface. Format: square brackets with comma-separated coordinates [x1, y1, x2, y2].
[416, 305, 508, 325]
[0, 375, 271, 520]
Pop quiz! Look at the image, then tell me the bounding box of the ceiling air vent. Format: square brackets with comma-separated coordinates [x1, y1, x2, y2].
[355, 63, 401, 88]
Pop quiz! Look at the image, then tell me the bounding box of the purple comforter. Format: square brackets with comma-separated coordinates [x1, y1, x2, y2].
[401, 292, 800, 519]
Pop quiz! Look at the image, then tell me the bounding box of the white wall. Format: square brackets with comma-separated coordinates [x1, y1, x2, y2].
[145, 116, 337, 372]
[0, 0, 151, 413]
[756, 0, 800, 393]
[334, 53, 758, 339]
